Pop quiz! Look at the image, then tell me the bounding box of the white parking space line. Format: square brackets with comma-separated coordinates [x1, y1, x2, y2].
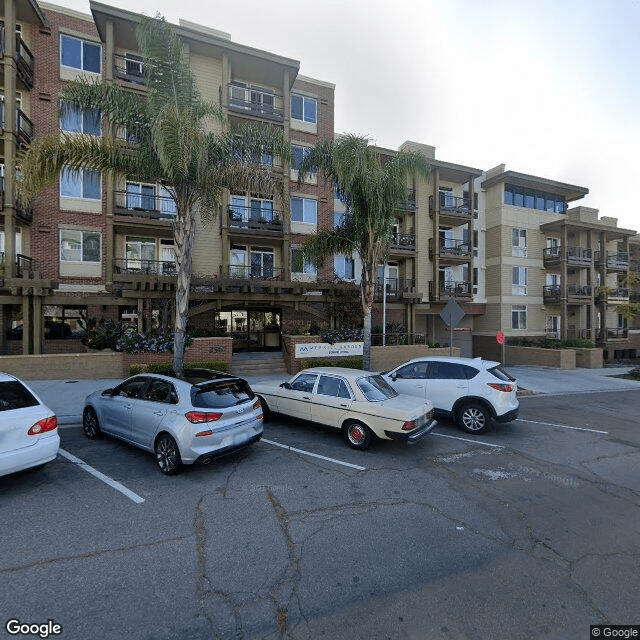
[261, 438, 366, 471]
[59, 449, 145, 504]
[432, 432, 504, 449]
[516, 419, 608, 435]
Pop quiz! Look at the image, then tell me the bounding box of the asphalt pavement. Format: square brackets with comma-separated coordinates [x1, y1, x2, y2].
[22, 364, 639, 425]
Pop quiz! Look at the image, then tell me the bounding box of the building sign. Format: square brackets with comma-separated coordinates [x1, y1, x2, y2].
[295, 342, 364, 358]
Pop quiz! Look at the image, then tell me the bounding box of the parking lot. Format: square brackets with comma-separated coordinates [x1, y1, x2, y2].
[2, 384, 640, 640]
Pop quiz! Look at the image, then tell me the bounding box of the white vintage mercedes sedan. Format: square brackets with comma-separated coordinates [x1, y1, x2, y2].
[252, 367, 436, 449]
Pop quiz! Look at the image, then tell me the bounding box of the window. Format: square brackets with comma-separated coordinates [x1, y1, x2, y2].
[512, 266, 528, 295]
[114, 378, 148, 399]
[291, 145, 314, 172]
[60, 229, 101, 263]
[60, 34, 101, 73]
[291, 248, 316, 275]
[126, 182, 155, 210]
[317, 375, 351, 399]
[141, 380, 175, 403]
[462, 190, 478, 210]
[125, 237, 155, 270]
[427, 361, 469, 380]
[60, 167, 101, 200]
[504, 183, 566, 213]
[60, 103, 101, 135]
[250, 247, 274, 278]
[291, 196, 317, 224]
[334, 255, 355, 280]
[291, 373, 318, 392]
[511, 305, 527, 330]
[512, 228, 527, 257]
[395, 362, 428, 379]
[291, 94, 317, 124]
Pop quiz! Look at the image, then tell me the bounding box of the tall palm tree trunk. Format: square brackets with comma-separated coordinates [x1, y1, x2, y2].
[173, 208, 196, 374]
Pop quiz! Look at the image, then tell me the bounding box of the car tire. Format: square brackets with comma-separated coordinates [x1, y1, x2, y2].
[83, 407, 102, 440]
[342, 420, 372, 450]
[257, 395, 271, 420]
[155, 433, 183, 475]
[457, 402, 490, 434]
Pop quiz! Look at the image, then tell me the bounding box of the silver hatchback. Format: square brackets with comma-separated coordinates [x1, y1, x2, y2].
[83, 370, 263, 474]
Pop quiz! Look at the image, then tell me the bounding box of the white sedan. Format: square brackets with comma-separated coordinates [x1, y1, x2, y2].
[252, 367, 436, 449]
[0, 373, 59, 477]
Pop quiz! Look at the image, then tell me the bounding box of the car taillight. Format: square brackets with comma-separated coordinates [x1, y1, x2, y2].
[402, 420, 416, 431]
[185, 411, 223, 424]
[195, 429, 213, 437]
[487, 383, 513, 392]
[253, 398, 261, 410]
[257, 413, 264, 421]
[27, 416, 58, 435]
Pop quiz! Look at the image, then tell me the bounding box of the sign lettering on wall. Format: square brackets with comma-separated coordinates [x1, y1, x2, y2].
[295, 342, 364, 358]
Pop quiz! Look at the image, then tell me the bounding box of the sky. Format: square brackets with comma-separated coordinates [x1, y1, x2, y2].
[57, 0, 640, 232]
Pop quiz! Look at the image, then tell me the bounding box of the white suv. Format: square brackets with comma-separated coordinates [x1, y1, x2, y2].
[381, 356, 519, 434]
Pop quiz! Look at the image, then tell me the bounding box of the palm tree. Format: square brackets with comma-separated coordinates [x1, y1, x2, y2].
[298, 134, 430, 370]
[18, 14, 290, 374]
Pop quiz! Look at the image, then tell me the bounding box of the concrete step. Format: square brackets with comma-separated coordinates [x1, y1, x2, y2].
[229, 353, 287, 377]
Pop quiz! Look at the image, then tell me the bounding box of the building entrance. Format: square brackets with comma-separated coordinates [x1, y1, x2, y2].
[215, 310, 281, 352]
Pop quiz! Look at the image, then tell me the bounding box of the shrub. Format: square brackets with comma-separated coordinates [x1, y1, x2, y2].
[506, 337, 595, 349]
[318, 327, 364, 344]
[300, 357, 363, 370]
[128, 360, 228, 376]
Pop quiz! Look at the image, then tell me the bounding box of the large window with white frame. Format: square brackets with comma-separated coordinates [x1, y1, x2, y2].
[512, 266, 528, 295]
[291, 94, 317, 124]
[60, 34, 101, 73]
[60, 103, 101, 135]
[512, 228, 527, 257]
[291, 197, 317, 224]
[511, 305, 527, 330]
[291, 248, 316, 276]
[334, 254, 355, 280]
[60, 167, 101, 200]
[60, 229, 101, 263]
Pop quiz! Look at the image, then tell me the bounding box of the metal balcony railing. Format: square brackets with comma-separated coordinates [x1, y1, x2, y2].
[228, 84, 284, 121]
[396, 189, 416, 211]
[439, 239, 471, 256]
[437, 280, 473, 298]
[113, 259, 177, 276]
[543, 246, 593, 267]
[594, 251, 629, 270]
[113, 54, 147, 85]
[16, 254, 32, 276]
[375, 277, 415, 300]
[567, 284, 592, 298]
[0, 104, 34, 145]
[391, 232, 416, 250]
[606, 328, 628, 339]
[0, 27, 34, 88]
[114, 190, 177, 218]
[225, 265, 284, 281]
[228, 205, 283, 231]
[429, 194, 473, 219]
[543, 285, 561, 302]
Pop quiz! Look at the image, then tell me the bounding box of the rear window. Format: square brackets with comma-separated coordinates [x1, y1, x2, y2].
[0, 381, 40, 411]
[357, 375, 398, 401]
[191, 380, 254, 409]
[488, 365, 516, 382]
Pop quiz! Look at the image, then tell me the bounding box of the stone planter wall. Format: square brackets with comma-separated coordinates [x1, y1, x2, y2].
[505, 346, 576, 369]
[370, 346, 460, 371]
[575, 348, 604, 369]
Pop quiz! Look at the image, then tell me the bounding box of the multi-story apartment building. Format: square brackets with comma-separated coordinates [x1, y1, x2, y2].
[1, 0, 639, 363]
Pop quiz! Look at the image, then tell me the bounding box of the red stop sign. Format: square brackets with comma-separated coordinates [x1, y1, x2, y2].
[496, 331, 505, 345]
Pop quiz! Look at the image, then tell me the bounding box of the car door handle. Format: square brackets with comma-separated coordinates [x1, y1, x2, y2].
[123, 404, 132, 409]
[340, 404, 349, 407]
[303, 396, 311, 400]
[153, 411, 164, 416]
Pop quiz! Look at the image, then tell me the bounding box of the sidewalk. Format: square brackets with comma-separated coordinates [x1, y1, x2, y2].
[27, 366, 639, 426]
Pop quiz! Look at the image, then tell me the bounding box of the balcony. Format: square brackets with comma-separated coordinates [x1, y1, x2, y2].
[630, 287, 640, 303]
[390, 231, 415, 252]
[396, 189, 416, 211]
[0, 252, 33, 276]
[0, 104, 34, 146]
[113, 54, 147, 86]
[430, 238, 471, 262]
[596, 287, 630, 305]
[228, 84, 284, 122]
[431, 280, 473, 300]
[567, 284, 592, 303]
[0, 177, 34, 223]
[0, 27, 34, 88]
[114, 258, 177, 276]
[543, 246, 592, 268]
[228, 205, 283, 234]
[542, 285, 561, 303]
[594, 251, 629, 272]
[113, 190, 177, 220]
[429, 194, 473, 223]
[566, 327, 594, 341]
[605, 328, 628, 340]
[374, 277, 417, 301]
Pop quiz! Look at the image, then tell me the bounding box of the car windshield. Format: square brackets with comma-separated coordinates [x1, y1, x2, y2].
[192, 380, 254, 408]
[0, 381, 40, 411]
[356, 375, 398, 401]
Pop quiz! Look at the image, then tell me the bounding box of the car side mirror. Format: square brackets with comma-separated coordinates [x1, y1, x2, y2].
[391, 374, 398, 381]
[281, 382, 292, 390]
[101, 388, 114, 396]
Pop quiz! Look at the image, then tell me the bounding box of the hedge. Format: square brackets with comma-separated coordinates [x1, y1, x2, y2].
[128, 360, 229, 376]
[300, 357, 364, 370]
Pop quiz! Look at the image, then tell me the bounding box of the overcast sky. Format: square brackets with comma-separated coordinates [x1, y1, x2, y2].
[59, 0, 640, 232]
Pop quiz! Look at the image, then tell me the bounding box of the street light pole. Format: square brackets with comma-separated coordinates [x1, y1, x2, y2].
[382, 263, 388, 346]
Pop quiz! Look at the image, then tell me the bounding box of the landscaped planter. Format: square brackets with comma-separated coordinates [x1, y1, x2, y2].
[370, 346, 460, 371]
[575, 348, 603, 369]
[506, 346, 576, 369]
